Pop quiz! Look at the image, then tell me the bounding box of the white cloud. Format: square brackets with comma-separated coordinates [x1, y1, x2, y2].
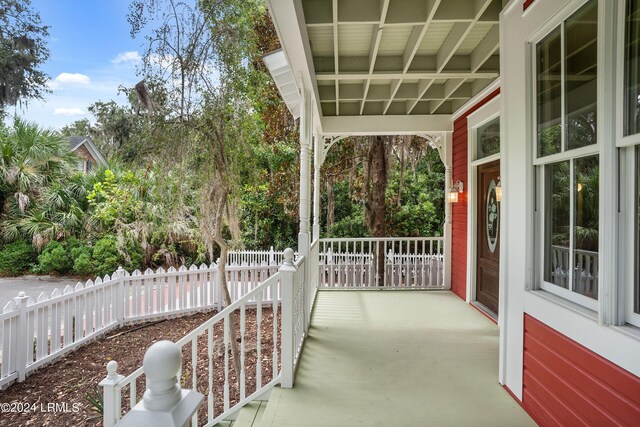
[54, 73, 91, 85]
[112, 51, 142, 64]
[53, 107, 85, 116]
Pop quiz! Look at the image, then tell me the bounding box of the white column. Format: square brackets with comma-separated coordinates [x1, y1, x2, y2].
[298, 87, 312, 258]
[279, 248, 297, 388]
[442, 132, 453, 290]
[312, 134, 323, 241]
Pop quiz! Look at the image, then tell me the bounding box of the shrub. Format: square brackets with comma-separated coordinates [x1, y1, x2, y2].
[93, 236, 120, 277]
[70, 245, 93, 276]
[0, 241, 37, 276]
[38, 241, 71, 274]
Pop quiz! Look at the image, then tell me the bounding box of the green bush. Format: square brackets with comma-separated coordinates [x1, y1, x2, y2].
[93, 236, 120, 276]
[0, 241, 37, 276]
[70, 244, 93, 276]
[92, 236, 143, 276]
[38, 241, 71, 274]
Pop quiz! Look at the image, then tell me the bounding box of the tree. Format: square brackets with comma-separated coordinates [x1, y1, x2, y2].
[0, 0, 50, 113]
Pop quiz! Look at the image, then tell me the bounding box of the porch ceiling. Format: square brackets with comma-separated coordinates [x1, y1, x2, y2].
[303, 0, 504, 117]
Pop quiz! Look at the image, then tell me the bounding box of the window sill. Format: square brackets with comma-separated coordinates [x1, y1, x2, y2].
[528, 288, 598, 321]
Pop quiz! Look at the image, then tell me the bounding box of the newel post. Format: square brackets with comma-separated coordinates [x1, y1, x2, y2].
[14, 292, 29, 382]
[100, 360, 124, 427]
[118, 341, 203, 427]
[279, 248, 297, 389]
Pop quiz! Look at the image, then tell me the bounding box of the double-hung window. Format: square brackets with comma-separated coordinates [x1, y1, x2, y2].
[620, 0, 640, 327]
[534, 0, 599, 310]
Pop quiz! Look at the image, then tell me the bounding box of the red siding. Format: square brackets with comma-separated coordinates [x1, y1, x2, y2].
[523, 0, 535, 11]
[451, 88, 500, 300]
[523, 315, 640, 427]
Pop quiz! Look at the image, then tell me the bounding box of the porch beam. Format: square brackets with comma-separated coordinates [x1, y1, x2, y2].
[360, 0, 391, 115]
[332, 0, 339, 115]
[321, 114, 452, 136]
[470, 25, 499, 73]
[316, 71, 499, 81]
[402, 0, 442, 73]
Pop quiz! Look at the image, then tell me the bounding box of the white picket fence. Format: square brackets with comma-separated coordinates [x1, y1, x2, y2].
[0, 262, 280, 388]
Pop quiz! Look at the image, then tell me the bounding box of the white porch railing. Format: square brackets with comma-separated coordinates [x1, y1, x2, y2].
[0, 262, 279, 389]
[227, 247, 295, 266]
[550, 245, 598, 298]
[318, 237, 444, 288]
[102, 248, 314, 426]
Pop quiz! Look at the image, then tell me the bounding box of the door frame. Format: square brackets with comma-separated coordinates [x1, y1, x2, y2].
[466, 96, 501, 314]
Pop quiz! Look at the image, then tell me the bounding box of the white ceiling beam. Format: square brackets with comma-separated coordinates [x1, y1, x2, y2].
[383, 79, 403, 114]
[470, 25, 499, 72]
[430, 78, 466, 113]
[361, 0, 390, 115]
[402, 0, 442, 73]
[406, 79, 434, 114]
[435, 22, 472, 72]
[316, 71, 499, 81]
[322, 114, 453, 136]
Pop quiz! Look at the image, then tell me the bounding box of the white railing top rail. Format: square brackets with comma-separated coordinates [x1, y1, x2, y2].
[320, 236, 443, 242]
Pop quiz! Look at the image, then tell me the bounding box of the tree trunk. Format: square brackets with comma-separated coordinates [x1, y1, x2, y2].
[326, 178, 335, 235]
[364, 135, 390, 286]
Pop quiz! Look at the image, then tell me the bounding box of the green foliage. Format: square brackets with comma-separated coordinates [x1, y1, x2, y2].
[84, 386, 104, 415]
[37, 241, 71, 273]
[70, 242, 93, 276]
[0, 240, 36, 276]
[93, 235, 143, 276]
[0, 0, 50, 112]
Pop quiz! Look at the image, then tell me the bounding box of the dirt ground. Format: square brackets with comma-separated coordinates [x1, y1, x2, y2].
[0, 308, 280, 426]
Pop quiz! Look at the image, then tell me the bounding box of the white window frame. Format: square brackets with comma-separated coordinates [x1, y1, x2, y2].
[616, 0, 640, 327]
[466, 96, 501, 306]
[530, 0, 601, 312]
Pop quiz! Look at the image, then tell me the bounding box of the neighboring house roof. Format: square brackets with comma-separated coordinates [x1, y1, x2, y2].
[68, 136, 108, 167]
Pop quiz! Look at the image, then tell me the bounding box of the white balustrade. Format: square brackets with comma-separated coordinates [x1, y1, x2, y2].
[318, 237, 444, 288]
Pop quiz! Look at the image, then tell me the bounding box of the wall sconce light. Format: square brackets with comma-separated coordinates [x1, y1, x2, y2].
[496, 176, 502, 202]
[448, 180, 464, 203]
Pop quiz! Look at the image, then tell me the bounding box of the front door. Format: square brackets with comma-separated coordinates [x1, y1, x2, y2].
[476, 161, 500, 315]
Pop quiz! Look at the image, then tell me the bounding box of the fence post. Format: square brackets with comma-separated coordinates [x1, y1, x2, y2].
[100, 360, 124, 427]
[279, 248, 297, 389]
[114, 266, 125, 326]
[14, 292, 29, 382]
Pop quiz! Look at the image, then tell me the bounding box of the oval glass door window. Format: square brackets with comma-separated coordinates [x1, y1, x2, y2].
[486, 179, 499, 253]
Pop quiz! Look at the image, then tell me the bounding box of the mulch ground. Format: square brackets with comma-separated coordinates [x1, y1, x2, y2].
[0, 307, 281, 426]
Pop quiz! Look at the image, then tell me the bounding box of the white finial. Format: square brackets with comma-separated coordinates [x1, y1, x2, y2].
[106, 360, 119, 380]
[142, 341, 182, 411]
[283, 248, 295, 266]
[17, 292, 26, 298]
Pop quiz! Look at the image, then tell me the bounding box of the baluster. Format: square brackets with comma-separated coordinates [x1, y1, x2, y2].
[130, 377, 137, 409]
[51, 289, 61, 353]
[74, 283, 83, 341]
[191, 337, 198, 427]
[223, 314, 230, 411]
[207, 325, 214, 421]
[256, 290, 263, 390]
[240, 304, 246, 400]
[272, 282, 278, 379]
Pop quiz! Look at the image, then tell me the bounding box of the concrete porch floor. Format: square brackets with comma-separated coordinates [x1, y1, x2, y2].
[259, 290, 536, 427]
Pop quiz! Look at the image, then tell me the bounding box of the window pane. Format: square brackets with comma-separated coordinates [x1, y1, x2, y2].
[477, 117, 500, 159]
[537, 28, 562, 157]
[565, 0, 598, 150]
[625, 0, 640, 136]
[573, 155, 599, 299]
[544, 161, 570, 289]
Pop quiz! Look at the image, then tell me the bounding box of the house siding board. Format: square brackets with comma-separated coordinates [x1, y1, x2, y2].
[451, 88, 500, 300]
[74, 145, 95, 162]
[523, 314, 640, 426]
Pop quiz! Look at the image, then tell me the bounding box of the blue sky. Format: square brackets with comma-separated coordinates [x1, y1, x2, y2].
[4, 0, 147, 129]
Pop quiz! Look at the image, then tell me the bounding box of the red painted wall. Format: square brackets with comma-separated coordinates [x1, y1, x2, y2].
[451, 88, 500, 300]
[523, 0, 535, 11]
[523, 315, 640, 426]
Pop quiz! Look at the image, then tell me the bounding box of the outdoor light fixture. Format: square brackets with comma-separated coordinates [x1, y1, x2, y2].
[496, 177, 502, 202]
[448, 180, 464, 203]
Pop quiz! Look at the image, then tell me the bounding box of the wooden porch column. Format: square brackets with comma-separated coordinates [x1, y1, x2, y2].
[312, 134, 322, 242]
[298, 87, 312, 258]
[442, 132, 453, 290]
